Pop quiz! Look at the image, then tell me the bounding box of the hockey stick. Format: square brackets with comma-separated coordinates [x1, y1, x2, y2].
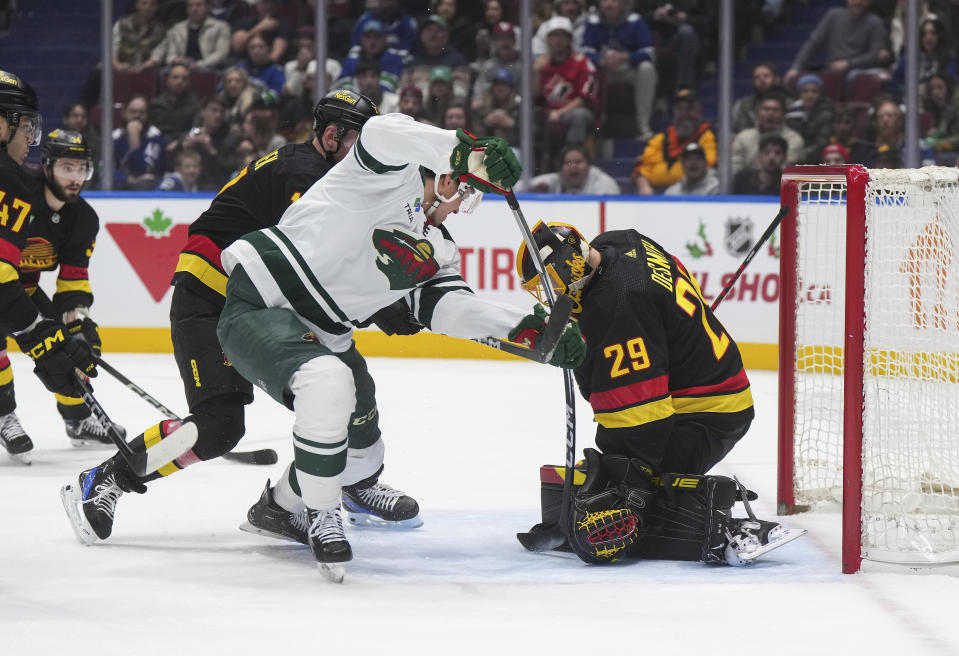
[710, 205, 788, 311]
[471, 294, 575, 363]
[503, 191, 579, 554]
[95, 356, 278, 466]
[73, 371, 196, 477]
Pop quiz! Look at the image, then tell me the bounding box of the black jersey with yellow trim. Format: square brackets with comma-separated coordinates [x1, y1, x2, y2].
[574, 229, 753, 464]
[0, 149, 43, 333]
[20, 187, 98, 314]
[173, 141, 332, 302]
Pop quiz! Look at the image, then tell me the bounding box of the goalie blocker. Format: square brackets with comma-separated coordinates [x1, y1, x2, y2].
[533, 451, 803, 565]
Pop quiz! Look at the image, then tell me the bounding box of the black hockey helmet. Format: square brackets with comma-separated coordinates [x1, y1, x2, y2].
[0, 70, 42, 146]
[41, 129, 94, 181]
[517, 221, 594, 315]
[312, 89, 379, 142]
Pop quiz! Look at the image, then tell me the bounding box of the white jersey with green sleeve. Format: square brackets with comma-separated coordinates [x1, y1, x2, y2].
[220, 113, 527, 352]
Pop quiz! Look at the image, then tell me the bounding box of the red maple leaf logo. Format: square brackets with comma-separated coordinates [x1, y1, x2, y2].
[107, 209, 190, 301]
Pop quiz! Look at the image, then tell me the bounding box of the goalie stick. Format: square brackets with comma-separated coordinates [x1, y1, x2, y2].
[503, 191, 580, 554]
[472, 294, 575, 363]
[516, 205, 790, 553]
[73, 371, 196, 477]
[94, 357, 278, 466]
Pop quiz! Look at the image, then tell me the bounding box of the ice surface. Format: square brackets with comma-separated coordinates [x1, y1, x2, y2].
[2, 355, 958, 655]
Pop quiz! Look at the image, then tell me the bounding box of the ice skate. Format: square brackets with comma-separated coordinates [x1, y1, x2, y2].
[0, 411, 33, 464]
[60, 461, 146, 545]
[65, 414, 127, 448]
[342, 465, 422, 528]
[307, 506, 351, 583]
[724, 518, 806, 566]
[239, 479, 309, 544]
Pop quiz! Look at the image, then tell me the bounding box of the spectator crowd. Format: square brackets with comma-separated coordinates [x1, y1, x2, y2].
[50, 0, 959, 195]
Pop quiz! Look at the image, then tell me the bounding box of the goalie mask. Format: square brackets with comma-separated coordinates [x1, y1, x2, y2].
[517, 222, 593, 315]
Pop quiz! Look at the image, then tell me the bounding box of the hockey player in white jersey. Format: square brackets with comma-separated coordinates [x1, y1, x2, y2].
[217, 114, 585, 581]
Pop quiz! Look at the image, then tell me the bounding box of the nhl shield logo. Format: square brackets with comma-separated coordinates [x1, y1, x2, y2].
[725, 217, 754, 256]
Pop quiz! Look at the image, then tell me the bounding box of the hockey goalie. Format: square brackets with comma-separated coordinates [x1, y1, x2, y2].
[516, 222, 805, 566]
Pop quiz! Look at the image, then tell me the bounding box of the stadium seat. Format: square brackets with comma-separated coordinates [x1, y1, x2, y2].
[846, 73, 883, 104]
[190, 69, 219, 100]
[113, 68, 158, 104]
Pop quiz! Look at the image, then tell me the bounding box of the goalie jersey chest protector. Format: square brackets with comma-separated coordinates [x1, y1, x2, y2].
[221, 113, 525, 352]
[575, 230, 754, 456]
[174, 142, 332, 304]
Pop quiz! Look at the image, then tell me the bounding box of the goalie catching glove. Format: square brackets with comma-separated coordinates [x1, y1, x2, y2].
[450, 128, 522, 194]
[567, 448, 657, 564]
[508, 303, 586, 368]
[14, 319, 97, 397]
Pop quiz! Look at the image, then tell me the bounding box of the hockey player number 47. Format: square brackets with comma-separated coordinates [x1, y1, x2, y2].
[0, 190, 31, 233]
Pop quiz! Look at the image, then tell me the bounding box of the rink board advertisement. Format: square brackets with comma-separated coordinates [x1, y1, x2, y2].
[32, 194, 783, 368]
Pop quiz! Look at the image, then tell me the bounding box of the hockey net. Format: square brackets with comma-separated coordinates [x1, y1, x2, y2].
[778, 165, 959, 573]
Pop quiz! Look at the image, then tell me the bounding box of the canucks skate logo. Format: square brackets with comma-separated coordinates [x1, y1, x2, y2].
[372, 228, 439, 289]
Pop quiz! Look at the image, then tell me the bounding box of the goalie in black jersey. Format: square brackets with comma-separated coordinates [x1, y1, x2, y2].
[517, 222, 804, 566]
[61, 90, 422, 547]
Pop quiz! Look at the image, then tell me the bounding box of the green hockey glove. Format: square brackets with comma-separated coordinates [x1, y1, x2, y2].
[450, 128, 522, 195]
[508, 304, 586, 368]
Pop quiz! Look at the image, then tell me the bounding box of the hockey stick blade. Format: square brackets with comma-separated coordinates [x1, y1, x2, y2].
[516, 523, 567, 552]
[222, 449, 279, 465]
[473, 294, 575, 363]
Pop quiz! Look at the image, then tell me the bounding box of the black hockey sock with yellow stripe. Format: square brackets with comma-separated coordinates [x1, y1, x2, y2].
[112, 419, 198, 484]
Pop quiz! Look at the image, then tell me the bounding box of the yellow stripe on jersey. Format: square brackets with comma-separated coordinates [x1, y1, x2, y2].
[143, 422, 181, 476]
[594, 397, 675, 429]
[175, 252, 227, 296]
[0, 261, 18, 283]
[0, 364, 12, 386]
[56, 278, 92, 295]
[673, 387, 754, 415]
[54, 393, 85, 406]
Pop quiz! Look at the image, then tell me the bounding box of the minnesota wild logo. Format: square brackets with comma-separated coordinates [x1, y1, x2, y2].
[372, 228, 439, 289]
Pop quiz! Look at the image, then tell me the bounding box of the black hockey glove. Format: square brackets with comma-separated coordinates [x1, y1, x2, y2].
[361, 299, 424, 336]
[567, 448, 656, 564]
[14, 320, 97, 397]
[508, 304, 586, 368]
[66, 317, 102, 358]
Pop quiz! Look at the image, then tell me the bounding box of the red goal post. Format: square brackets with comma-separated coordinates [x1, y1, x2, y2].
[778, 165, 959, 574]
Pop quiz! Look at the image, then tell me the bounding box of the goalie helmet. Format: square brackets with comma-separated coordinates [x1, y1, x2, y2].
[312, 89, 379, 158]
[516, 222, 593, 315]
[0, 70, 42, 146]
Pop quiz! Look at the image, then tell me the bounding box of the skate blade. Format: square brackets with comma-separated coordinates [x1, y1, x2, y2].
[739, 528, 807, 562]
[8, 450, 32, 465]
[238, 521, 306, 545]
[70, 439, 114, 449]
[59, 485, 98, 546]
[318, 562, 346, 583]
[345, 512, 423, 529]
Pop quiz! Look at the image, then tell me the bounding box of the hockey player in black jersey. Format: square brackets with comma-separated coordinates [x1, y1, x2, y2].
[61, 90, 420, 547]
[0, 72, 99, 464]
[8, 129, 126, 450]
[517, 222, 804, 566]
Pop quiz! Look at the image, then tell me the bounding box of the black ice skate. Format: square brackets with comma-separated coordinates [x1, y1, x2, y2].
[60, 461, 146, 545]
[307, 507, 352, 583]
[0, 411, 33, 464]
[65, 414, 127, 448]
[239, 479, 309, 545]
[341, 466, 422, 528]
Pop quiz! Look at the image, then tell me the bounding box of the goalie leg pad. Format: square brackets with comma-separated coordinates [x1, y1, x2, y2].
[631, 474, 738, 564]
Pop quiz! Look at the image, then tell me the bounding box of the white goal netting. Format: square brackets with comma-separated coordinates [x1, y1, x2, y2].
[791, 167, 959, 564]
